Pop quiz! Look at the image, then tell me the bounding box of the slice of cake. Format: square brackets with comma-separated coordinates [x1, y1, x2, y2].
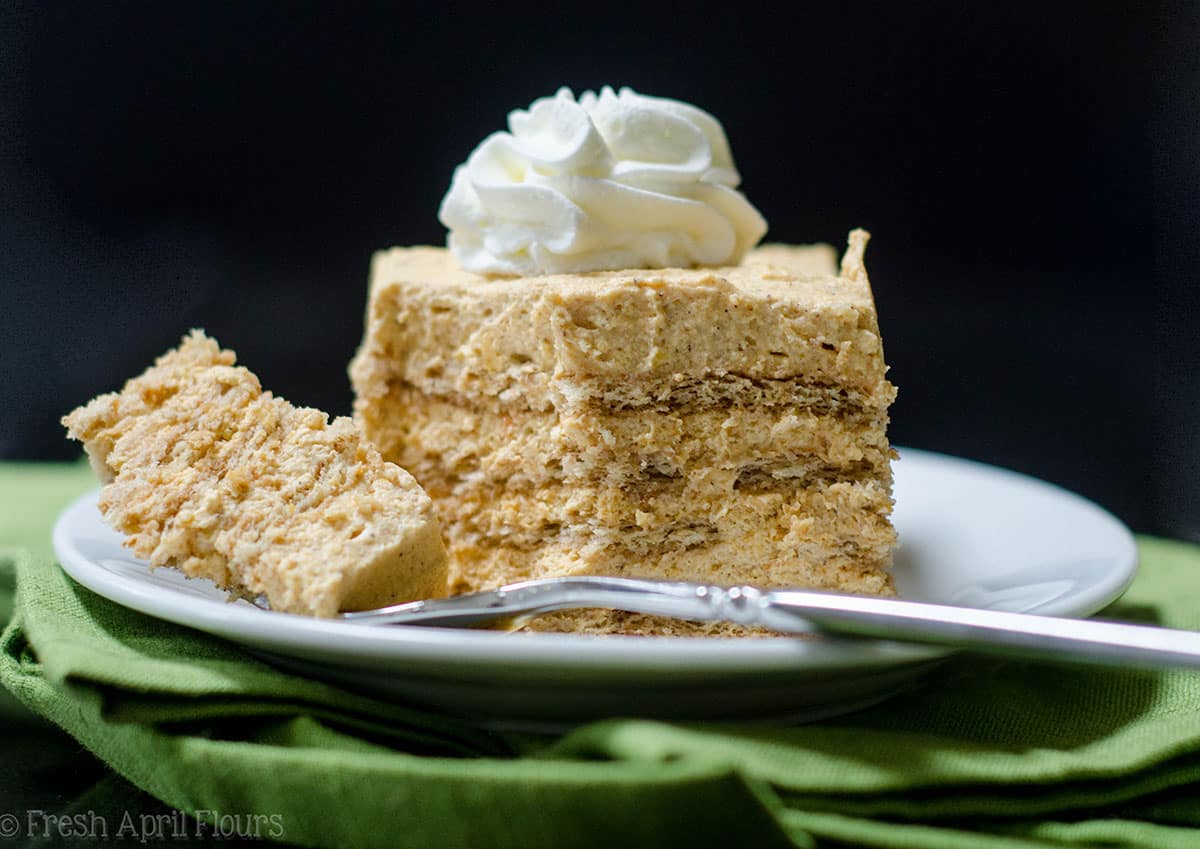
[63, 331, 449, 617]
[350, 229, 897, 631]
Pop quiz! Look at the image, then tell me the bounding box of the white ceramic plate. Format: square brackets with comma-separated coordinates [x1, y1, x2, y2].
[52, 448, 1138, 727]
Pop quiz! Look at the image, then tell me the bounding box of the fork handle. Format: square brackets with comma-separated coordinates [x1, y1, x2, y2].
[761, 590, 1200, 670]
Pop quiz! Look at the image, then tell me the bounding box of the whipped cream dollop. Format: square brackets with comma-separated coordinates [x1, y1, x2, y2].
[438, 87, 768, 275]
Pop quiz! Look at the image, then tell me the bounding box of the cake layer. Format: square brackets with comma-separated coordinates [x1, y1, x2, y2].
[515, 610, 776, 637]
[349, 232, 892, 416]
[361, 372, 894, 424]
[445, 527, 893, 597]
[434, 477, 894, 555]
[63, 332, 449, 617]
[369, 386, 892, 490]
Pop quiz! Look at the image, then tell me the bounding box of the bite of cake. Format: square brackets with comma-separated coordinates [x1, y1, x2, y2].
[63, 331, 449, 617]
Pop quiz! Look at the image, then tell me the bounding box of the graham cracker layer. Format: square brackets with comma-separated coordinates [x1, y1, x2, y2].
[368, 386, 892, 490]
[514, 610, 779, 638]
[445, 532, 893, 598]
[433, 476, 894, 553]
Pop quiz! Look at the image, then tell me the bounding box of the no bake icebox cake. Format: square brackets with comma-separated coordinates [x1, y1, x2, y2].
[64, 86, 898, 633]
[350, 87, 898, 633]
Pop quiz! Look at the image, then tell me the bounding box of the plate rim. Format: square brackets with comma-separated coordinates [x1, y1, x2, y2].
[50, 447, 1139, 674]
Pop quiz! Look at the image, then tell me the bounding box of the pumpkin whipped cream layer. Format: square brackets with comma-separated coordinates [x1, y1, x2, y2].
[350, 229, 898, 627]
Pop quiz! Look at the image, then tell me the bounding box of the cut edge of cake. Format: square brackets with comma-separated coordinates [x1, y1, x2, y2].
[348, 231, 898, 633]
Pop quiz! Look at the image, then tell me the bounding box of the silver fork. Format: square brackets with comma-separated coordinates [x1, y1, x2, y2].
[338, 576, 1200, 671]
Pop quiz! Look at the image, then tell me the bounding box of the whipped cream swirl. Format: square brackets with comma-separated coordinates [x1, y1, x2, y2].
[438, 87, 768, 275]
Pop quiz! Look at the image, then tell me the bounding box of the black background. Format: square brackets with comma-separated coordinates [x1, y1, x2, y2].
[3, 2, 1197, 540]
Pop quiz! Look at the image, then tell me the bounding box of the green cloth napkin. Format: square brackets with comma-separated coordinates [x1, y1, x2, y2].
[3, 463, 1200, 849]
